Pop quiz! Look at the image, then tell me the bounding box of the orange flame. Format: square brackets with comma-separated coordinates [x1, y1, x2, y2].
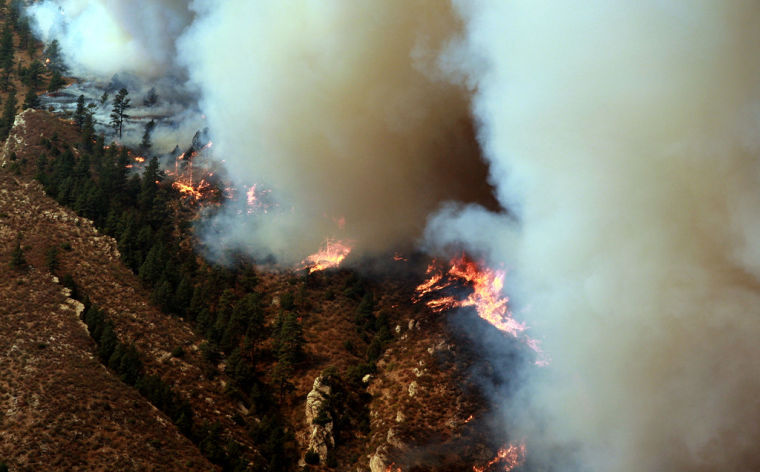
[385, 464, 402, 472]
[165, 142, 220, 205]
[172, 179, 211, 200]
[414, 255, 548, 364]
[301, 239, 352, 273]
[246, 185, 257, 206]
[472, 442, 526, 472]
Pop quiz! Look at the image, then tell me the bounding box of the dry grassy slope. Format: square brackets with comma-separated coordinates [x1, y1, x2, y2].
[0, 176, 212, 469]
[257, 267, 492, 471]
[0, 6, 56, 110]
[0, 110, 254, 464]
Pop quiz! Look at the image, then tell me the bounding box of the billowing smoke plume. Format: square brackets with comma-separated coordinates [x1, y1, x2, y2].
[429, 1, 760, 470]
[27, 0, 204, 155]
[179, 0, 495, 261]
[28, 0, 193, 78]
[25, 0, 760, 469]
[28, 0, 497, 262]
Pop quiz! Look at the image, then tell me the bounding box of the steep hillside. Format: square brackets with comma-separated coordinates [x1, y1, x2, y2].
[0, 152, 213, 470]
[0, 109, 512, 471]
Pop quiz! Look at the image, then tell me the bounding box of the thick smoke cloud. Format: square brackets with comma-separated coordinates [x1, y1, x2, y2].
[28, 0, 193, 78]
[179, 0, 495, 261]
[25, 0, 760, 469]
[28, 0, 497, 262]
[432, 1, 760, 470]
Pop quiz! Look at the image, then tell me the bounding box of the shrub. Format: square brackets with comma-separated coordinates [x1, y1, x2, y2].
[279, 291, 295, 311]
[45, 246, 59, 273]
[9, 239, 26, 270]
[304, 450, 320, 465]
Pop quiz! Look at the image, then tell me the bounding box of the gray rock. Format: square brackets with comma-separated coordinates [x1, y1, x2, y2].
[408, 381, 418, 397]
[369, 446, 391, 472]
[304, 376, 335, 463]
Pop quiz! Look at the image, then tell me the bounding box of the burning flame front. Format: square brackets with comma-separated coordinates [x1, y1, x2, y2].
[300, 239, 352, 273]
[414, 255, 548, 365]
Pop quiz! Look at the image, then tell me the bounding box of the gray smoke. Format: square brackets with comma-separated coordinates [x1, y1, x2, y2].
[430, 1, 760, 470]
[176, 0, 497, 262]
[27, 0, 202, 153]
[25, 1, 760, 470]
[28, 0, 498, 262]
[28, 0, 193, 78]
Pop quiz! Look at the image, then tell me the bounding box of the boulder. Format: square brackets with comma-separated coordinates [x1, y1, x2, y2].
[304, 376, 335, 463]
[408, 381, 418, 397]
[369, 446, 391, 472]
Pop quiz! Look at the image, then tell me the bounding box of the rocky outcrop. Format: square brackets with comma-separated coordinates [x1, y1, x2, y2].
[369, 445, 392, 472]
[304, 376, 335, 463]
[0, 109, 29, 167]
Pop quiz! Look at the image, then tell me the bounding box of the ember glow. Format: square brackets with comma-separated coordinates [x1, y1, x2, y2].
[414, 255, 547, 364]
[172, 180, 211, 200]
[244, 184, 274, 214]
[300, 239, 352, 273]
[165, 141, 220, 205]
[472, 442, 526, 472]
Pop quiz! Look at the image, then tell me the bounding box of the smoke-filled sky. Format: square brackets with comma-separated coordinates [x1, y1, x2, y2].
[27, 1, 760, 470]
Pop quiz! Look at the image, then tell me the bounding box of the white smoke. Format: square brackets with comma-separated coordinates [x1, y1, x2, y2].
[28, 0, 497, 261]
[176, 0, 497, 262]
[23, 1, 760, 469]
[27, 0, 193, 79]
[433, 1, 760, 470]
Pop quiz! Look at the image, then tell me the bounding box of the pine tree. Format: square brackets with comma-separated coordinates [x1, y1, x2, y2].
[9, 237, 26, 270]
[0, 25, 14, 90]
[272, 313, 305, 397]
[22, 89, 39, 109]
[143, 87, 158, 107]
[80, 110, 95, 152]
[98, 323, 118, 362]
[140, 119, 155, 154]
[47, 70, 64, 92]
[0, 88, 16, 140]
[45, 246, 58, 273]
[25, 60, 43, 89]
[74, 94, 86, 129]
[44, 39, 67, 74]
[110, 88, 130, 139]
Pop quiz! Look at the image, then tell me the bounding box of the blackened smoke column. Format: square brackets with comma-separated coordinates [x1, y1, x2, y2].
[430, 1, 760, 470]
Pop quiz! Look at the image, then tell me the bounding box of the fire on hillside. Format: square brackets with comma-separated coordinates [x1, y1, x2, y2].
[300, 239, 353, 273]
[414, 254, 548, 366]
[473, 442, 527, 472]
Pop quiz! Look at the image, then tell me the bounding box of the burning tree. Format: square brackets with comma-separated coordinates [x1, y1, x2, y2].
[110, 88, 131, 139]
[43, 39, 67, 74]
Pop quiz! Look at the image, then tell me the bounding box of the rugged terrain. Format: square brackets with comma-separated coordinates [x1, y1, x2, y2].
[0, 109, 508, 471]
